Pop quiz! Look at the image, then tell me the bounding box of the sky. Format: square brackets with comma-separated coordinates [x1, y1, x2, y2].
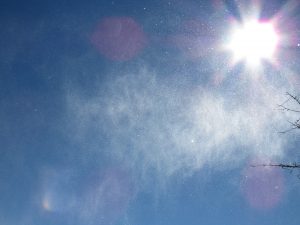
[1, 0, 300, 224]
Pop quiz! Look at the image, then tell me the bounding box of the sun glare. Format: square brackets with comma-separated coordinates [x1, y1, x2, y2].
[228, 21, 278, 66]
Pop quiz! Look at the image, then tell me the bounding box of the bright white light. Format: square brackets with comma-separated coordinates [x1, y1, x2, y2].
[228, 21, 278, 66]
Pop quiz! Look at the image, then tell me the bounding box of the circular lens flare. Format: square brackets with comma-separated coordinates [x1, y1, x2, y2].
[228, 21, 278, 66]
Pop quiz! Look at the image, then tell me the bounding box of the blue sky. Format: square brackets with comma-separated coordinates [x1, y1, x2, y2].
[1, 0, 300, 224]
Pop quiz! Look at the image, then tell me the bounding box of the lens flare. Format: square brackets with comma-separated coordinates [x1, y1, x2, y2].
[91, 17, 147, 61]
[241, 158, 284, 210]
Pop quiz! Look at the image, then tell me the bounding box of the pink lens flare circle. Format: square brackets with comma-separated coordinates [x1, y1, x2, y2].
[91, 17, 147, 61]
[81, 167, 135, 224]
[241, 164, 284, 210]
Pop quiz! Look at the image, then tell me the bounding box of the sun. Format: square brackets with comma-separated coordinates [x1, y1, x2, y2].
[227, 20, 279, 67]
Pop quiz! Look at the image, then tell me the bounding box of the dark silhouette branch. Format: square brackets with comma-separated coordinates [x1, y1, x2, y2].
[251, 163, 300, 178]
[251, 163, 300, 169]
[278, 104, 300, 113]
[286, 92, 300, 105]
[278, 92, 300, 133]
[279, 119, 300, 134]
[254, 93, 300, 178]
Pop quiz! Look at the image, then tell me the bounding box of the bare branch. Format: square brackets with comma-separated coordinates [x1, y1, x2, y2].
[251, 163, 300, 169]
[286, 92, 300, 105]
[279, 126, 298, 134]
[277, 104, 300, 113]
[278, 92, 300, 133]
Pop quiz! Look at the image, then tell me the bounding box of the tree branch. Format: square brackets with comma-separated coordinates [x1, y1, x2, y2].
[286, 92, 300, 105]
[278, 92, 300, 133]
[251, 163, 300, 169]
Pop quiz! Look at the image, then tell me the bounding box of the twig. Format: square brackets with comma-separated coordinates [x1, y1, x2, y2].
[251, 163, 300, 169]
[286, 92, 300, 105]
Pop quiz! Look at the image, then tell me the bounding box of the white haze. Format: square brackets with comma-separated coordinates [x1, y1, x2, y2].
[66, 67, 296, 183]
